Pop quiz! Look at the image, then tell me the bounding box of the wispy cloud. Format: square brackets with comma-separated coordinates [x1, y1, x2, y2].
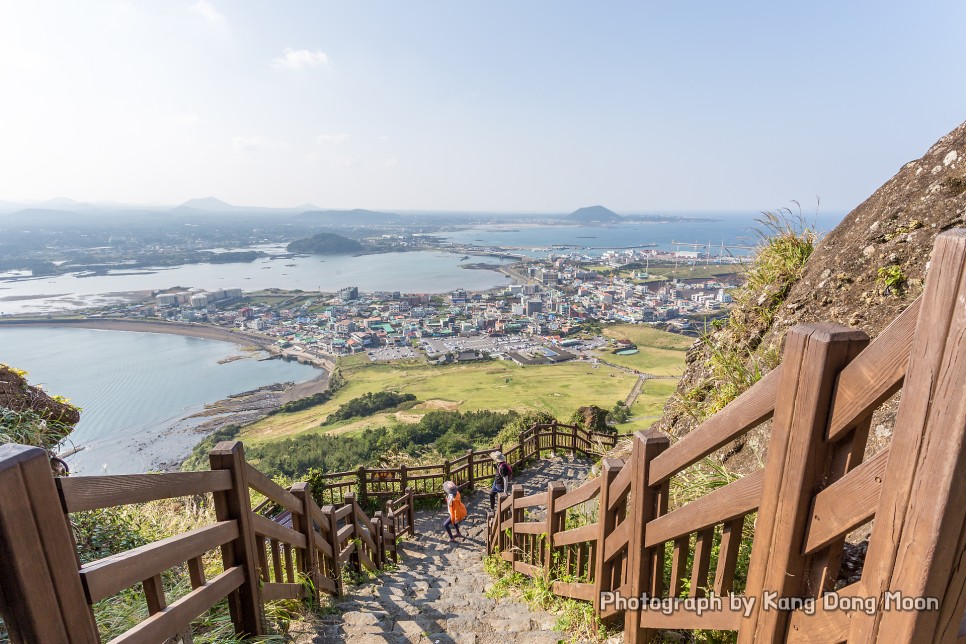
[190, 0, 224, 23]
[328, 155, 358, 167]
[273, 48, 329, 70]
[317, 133, 350, 144]
[232, 135, 268, 152]
[384, 157, 399, 168]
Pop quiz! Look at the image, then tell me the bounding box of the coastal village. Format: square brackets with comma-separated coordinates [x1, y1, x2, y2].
[80, 250, 740, 367]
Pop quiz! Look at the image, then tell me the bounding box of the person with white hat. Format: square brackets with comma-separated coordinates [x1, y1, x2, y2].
[442, 480, 466, 542]
[489, 451, 512, 510]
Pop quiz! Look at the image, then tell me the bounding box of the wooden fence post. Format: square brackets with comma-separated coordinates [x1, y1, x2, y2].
[371, 513, 384, 569]
[850, 229, 966, 643]
[571, 424, 578, 456]
[466, 448, 475, 490]
[344, 493, 361, 574]
[322, 505, 343, 595]
[509, 485, 524, 568]
[737, 324, 868, 644]
[624, 430, 670, 644]
[545, 482, 566, 578]
[380, 510, 399, 564]
[443, 458, 451, 485]
[593, 458, 623, 615]
[209, 440, 264, 636]
[399, 464, 408, 498]
[290, 482, 320, 604]
[0, 444, 99, 644]
[407, 487, 417, 537]
[357, 466, 368, 509]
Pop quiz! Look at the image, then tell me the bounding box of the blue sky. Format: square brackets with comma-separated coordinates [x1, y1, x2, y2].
[0, 1, 963, 212]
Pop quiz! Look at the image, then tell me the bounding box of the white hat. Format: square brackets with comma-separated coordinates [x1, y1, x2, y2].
[442, 480, 457, 493]
[491, 451, 506, 463]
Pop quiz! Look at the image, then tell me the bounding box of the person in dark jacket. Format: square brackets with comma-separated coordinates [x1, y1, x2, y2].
[489, 451, 512, 510]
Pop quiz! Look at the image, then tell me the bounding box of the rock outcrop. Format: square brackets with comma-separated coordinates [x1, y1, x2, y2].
[651, 119, 966, 469]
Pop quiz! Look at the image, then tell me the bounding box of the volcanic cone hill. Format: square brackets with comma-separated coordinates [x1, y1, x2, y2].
[645, 119, 966, 473]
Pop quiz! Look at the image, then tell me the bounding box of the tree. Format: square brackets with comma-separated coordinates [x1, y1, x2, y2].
[607, 400, 630, 424]
[570, 405, 612, 434]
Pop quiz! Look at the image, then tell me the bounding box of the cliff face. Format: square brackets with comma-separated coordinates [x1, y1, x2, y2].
[651, 120, 966, 469]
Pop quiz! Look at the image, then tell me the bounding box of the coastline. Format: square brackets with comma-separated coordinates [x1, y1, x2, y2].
[0, 318, 335, 471]
[0, 317, 335, 371]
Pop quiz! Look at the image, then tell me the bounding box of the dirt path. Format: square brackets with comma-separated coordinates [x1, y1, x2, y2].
[294, 456, 596, 644]
[624, 374, 646, 407]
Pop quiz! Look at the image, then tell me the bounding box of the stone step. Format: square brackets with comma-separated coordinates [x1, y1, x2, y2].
[295, 457, 596, 644]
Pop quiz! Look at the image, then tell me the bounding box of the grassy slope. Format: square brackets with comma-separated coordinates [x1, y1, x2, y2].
[599, 324, 692, 375]
[242, 355, 641, 444]
[629, 379, 680, 419]
[242, 326, 691, 444]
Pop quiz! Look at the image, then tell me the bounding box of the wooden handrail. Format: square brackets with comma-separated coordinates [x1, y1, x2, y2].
[826, 297, 921, 441]
[57, 470, 234, 513]
[643, 470, 763, 548]
[80, 520, 239, 603]
[308, 422, 615, 507]
[648, 366, 781, 486]
[109, 567, 245, 644]
[486, 228, 966, 644]
[11, 232, 966, 644]
[803, 447, 889, 554]
[245, 463, 303, 515]
[0, 437, 417, 642]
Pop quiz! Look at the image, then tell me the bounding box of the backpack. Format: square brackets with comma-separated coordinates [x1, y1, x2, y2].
[450, 492, 467, 524]
[499, 462, 513, 479]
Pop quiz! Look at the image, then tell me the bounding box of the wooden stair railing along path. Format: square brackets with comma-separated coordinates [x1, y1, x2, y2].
[0, 422, 614, 643]
[308, 422, 617, 506]
[488, 228, 966, 643]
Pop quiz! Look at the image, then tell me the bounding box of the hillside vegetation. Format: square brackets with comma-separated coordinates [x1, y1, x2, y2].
[652, 119, 966, 470]
[0, 364, 80, 453]
[286, 232, 363, 254]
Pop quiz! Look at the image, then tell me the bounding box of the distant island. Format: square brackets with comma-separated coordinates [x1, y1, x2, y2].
[287, 232, 364, 254]
[564, 205, 716, 225]
[567, 205, 623, 223]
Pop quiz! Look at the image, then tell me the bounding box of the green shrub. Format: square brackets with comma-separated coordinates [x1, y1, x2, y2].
[323, 391, 417, 424]
[243, 410, 518, 482]
[667, 210, 815, 422]
[181, 424, 242, 471]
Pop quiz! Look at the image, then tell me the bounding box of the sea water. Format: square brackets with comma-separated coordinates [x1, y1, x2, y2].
[0, 327, 319, 474]
[0, 251, 512, 315]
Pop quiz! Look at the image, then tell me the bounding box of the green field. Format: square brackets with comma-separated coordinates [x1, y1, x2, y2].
[242, 354, 643, 444]
[629, 378, 679, 419]
[637, 263, 739, 283]
[599, 324, 691, 376]
[603, 324, 694, 351]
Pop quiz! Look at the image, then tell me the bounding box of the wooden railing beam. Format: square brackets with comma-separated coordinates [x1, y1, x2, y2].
[739, 324, 868, 643]
[209, 440, 264, 636]
[0, 444, 99, 643]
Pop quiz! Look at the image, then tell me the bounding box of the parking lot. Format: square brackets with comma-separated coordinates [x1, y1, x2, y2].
[366, 346, 418, 361]
[422, 333, 544, 359]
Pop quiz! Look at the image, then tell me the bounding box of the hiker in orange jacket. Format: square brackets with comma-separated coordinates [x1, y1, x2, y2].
[442, 480, 466, 542]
